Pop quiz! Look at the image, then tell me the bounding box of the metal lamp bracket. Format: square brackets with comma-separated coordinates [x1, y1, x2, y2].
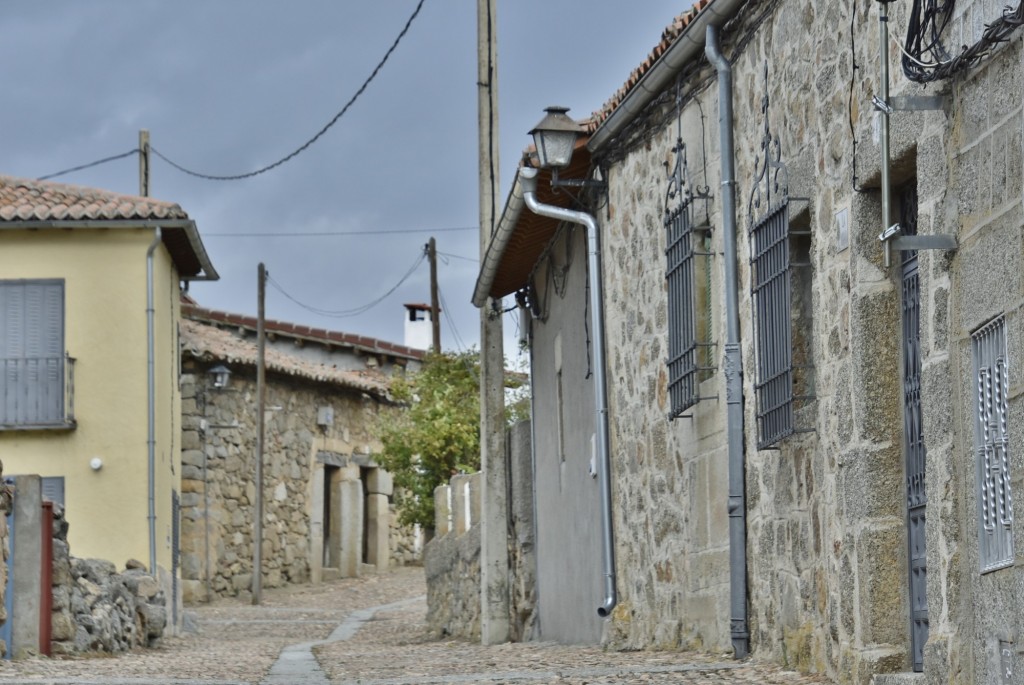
[878, 223, 958, 251]
[874, 94, 949, 115]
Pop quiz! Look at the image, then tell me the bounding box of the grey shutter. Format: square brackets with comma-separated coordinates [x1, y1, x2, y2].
[0, 281, 64, 426]
[41, 476, 65, 506]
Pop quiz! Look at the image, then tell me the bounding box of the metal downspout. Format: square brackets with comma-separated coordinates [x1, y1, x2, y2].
[519, 167, 616, 617]
[706, 26, 749, 659]
[146, 228, 162, 576]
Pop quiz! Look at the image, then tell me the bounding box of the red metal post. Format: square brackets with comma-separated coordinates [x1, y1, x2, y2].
[39, 502, 52, 656]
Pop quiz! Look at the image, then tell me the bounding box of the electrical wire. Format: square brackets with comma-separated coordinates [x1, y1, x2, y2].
[266, 250, 425, 318]
[204, 226, 476, 238]
[902, 0, 1024, 83]
[437, 284, 467, 353]
[37, 149, 139, 181]
[436, 250, 478, 263]
[151, 0, 427, 181]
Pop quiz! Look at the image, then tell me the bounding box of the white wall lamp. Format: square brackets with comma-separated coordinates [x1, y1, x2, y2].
[209, 364, 232, 389]
[529, 106, 606, 191]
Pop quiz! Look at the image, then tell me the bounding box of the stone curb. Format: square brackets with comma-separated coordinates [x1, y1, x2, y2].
[334, 662, 743, 685]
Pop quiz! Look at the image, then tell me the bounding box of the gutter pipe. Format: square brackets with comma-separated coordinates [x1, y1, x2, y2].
[519, 166, 617, 617]
[587, 0, 747, 155]
[706, 25, 749, 659]
[146, 227, 162, 576]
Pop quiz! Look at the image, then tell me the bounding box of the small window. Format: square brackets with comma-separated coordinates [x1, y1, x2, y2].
[971, 316, 1014, 572]
[0, 280, 74, 429]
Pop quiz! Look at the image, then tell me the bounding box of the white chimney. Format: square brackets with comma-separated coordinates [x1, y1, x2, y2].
[403, 303, 434, 351]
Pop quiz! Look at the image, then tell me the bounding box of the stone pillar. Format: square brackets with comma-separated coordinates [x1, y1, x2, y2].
[11, 475, 42, 657]
[338, 479, 363, 578]
[366, 469, 393, 571]
[434, 485, 451, 536]
[452, 474, 472, 535]
[468, 472, 481, 529]
[365, 495, 389, 570]
[309, 465, 325, 584]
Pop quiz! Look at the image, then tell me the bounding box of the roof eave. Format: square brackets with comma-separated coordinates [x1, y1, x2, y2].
[0, 218, 219, 281]
[587, 0, 746, 154]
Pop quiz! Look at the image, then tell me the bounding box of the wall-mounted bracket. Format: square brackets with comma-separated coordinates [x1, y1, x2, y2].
[889, 95, 949, 112]
[878, 223, 958, 252]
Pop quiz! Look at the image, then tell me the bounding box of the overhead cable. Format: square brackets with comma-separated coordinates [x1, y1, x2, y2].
[205, 225, 475, 238]
[266, 250, 425, 318]
[37, 149, 139, 181]
[151, 0, 427, 181]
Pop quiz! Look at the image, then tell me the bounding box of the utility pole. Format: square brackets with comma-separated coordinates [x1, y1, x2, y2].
[139, 129, 150, 197]
[477, 0, 509, 645]
[428, 237, 441, 353]
[253, 262, 266, 605]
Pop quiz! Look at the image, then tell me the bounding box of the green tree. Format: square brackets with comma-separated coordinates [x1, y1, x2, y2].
[377, 351, 481, 529]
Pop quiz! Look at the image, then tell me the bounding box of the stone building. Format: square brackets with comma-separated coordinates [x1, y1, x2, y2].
[177, 303, 424, 602]
[474, 1, 1024, 683]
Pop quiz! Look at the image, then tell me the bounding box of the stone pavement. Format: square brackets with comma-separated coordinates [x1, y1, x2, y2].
[0, 567, 835, 684]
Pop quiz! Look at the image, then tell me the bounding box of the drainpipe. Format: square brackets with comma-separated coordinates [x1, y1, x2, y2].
[146, 227, 162, 576]
[706, 26, 749, 659]
[520, 167, 616, 617]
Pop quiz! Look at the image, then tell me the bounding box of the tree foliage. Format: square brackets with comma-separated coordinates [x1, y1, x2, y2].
[377, 351, 481, 529]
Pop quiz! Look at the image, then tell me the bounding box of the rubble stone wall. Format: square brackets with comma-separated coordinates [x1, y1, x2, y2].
[49, 506, 166, 655]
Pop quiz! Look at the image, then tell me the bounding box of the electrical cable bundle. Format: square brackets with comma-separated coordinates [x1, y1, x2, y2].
[902, 0, 1024, 83]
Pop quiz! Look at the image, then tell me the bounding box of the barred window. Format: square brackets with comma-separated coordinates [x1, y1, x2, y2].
[664, 141, 713, 419]
[971, 316, 1014, 572]
[746, 60, 814, 449]
[665, 196, 713, 418]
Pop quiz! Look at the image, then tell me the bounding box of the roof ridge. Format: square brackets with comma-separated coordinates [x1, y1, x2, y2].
[181, 302, 425, 361]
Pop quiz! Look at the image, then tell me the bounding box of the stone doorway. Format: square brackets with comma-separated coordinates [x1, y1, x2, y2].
[310, 451, 392, 582]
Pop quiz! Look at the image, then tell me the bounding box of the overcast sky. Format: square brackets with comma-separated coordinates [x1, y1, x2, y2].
[0, 1, 687, 362]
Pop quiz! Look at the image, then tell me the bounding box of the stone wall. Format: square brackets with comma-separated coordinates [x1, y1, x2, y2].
[579, 0, 1024, 683]
[426, 421, 535, 641]
[49, 505, 166, 655]
[180, 361, 419, 602]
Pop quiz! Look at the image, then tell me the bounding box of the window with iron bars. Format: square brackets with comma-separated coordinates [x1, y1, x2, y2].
[971, 315, 1014, 572]
[664, 143, 714, 419]
[749, 201, 814, 449]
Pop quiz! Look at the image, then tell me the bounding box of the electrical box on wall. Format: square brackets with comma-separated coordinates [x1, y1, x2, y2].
[317, 406, 334, 427]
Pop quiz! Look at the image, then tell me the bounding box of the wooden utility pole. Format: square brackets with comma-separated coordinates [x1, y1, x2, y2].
[138, 130, 150, 197]
[253, 263, 267, 605]
[477, 0, 509, 645]
[428, 237, 441, 352]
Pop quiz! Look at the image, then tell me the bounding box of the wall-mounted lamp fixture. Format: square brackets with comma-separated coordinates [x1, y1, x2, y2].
[529, 106, 606, 191]
[209, 364, 232, 389]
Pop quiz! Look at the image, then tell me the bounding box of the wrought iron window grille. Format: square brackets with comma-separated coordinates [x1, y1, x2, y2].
[664, 135, 716, 420]
[747, 62, 815, 449]
[971, 315, 1014, 573]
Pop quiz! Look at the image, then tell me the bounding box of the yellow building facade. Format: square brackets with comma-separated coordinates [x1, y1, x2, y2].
[0, 176, 217, 583]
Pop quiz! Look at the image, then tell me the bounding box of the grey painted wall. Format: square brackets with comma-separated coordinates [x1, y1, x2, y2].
[528, 225, 605, 644]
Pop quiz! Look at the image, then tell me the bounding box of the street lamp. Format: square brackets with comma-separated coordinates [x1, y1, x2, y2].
[528, 106, 606, 190]
[209, 364, 232, 389]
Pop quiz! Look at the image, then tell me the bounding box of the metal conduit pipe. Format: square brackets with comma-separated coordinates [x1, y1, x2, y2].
[146, 227, 162, 576]
[705, 26, 750, 659]
[519, 167, 617, 617]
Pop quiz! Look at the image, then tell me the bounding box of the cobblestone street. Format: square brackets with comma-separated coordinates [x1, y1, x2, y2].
[0, 568, 835, 684]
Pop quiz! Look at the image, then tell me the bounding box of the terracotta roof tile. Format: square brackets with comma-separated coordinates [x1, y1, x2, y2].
[587, 0, 713, 133]
[0, 174, 189, 223]
[180, 319, 392, 399]
[181, 303, 426, 362]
